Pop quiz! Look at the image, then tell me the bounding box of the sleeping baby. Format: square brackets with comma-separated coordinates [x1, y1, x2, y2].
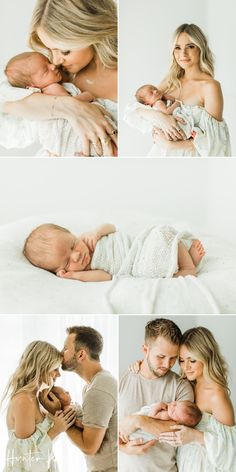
[23, 223, 205, 281]
[5, 51, 94, 101]
[128, 401, 202, 442]
[135, 84, 199, 139]
[51, 386, 83, 429]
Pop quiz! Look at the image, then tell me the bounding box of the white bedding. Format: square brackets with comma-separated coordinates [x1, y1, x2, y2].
[0, 214, 236, 314]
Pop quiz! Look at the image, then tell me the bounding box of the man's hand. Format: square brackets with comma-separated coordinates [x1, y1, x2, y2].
[119, 437, 156, 455]
[119, 415, 139, 443]
[39, 388, 61, 414]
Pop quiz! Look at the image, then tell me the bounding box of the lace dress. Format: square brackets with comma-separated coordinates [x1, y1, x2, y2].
[3, 416, 59, 472]
[177, 413, 236, 471]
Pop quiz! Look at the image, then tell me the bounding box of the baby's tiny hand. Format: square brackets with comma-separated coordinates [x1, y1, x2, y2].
[56, 270, 82, 280]
[80, 231, 101, 251]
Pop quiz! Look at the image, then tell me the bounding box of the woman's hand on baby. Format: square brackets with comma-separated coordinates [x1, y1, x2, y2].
[52, 408, 76, 433]
[60, 97, 117, 156]
[128, 360, 142, 374]
[152, 114, 186, 141]
[159, 424, 199, 446]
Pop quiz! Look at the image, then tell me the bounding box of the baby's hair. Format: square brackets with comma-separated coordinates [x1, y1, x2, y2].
[178, 401, 202, 427]
[5, 52, 39, 88]
[23, 223, 71, 270]
[135, 84, 152, 104]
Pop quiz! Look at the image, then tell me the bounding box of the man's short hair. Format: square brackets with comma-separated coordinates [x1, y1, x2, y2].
[67, 326, 103, 361]
[145, 318, 182, 345]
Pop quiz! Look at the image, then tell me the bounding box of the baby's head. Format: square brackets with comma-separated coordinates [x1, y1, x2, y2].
[135, 84, 163, 106]
[51, 386, 72, 408]
[5, 52, 62, 89]
[23, 223, 91, 274]
[167, 400, 202, 427]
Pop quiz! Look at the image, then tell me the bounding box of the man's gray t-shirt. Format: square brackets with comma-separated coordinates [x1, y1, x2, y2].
[82, 370, 117, 472]
[119, 369, 194, 472]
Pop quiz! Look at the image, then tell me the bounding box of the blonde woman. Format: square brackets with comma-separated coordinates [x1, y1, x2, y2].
[159, 327, 236, 471]
[2, 341, 75, 471]
[126, 24, 231, 156]
[1, 0, 117, 156]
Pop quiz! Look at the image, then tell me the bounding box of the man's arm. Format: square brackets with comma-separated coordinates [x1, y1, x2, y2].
[119, 414, 176, 442]
[66, 424, 106, 455]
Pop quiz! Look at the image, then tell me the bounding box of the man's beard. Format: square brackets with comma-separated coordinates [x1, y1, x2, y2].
[62, 354, 78, 372]
[146, 354, 167, 378]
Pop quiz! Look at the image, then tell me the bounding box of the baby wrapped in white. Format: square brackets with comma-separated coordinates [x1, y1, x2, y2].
[91, 225, 194, 278]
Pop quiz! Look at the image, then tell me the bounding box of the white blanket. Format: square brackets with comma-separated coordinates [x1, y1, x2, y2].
[0, 76, 117, 156]
[0, 214, 236, 314]
[92, 226, 194, 278]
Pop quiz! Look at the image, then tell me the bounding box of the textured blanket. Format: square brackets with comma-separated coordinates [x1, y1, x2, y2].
[91, 226, 194, 278]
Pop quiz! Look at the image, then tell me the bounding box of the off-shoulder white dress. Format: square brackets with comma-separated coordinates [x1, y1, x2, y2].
[124, 101, 231, 157]
[177, 413, 236, 471]
[3, 416, 59, 472]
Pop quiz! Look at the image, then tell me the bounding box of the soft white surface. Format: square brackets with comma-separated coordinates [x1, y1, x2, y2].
[0, 213, 236, 314]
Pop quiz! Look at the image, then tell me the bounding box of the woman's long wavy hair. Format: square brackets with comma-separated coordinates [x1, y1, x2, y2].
[29, 0, 117, 68]
[180, 327, 229, 391]
[163, 24, 214, 94]
[1, 341, 62, 405]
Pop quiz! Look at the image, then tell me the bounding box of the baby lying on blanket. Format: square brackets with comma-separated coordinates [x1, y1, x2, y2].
[51, 386, 83, 429]
[129, 401, 202, 442]
[5, 51, 94, 102]
[135, 84, 199, 139]
[23, 223, 205, 282]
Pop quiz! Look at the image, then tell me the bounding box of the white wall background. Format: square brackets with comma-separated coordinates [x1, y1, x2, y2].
[119, 0, 236, 156]
[0, 314, 118, 471]
[119, 315, 236, 408]
[0, 158, 235, 243]
[0, 0, 38, 156]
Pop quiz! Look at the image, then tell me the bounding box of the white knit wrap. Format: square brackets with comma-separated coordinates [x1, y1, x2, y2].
[91, 225, 195, 278]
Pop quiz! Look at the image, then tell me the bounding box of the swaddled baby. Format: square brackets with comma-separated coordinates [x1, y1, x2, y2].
[23, 223, 205, 281]
[129, 400, 202, 442]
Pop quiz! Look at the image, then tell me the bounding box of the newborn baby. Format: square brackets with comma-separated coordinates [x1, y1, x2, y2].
[5, 51, 94, 101]
[51, 386, 83, 428]
[135, 84, 199, 139]
[23, 223, 205, 281]
[129, 401, 202, 442]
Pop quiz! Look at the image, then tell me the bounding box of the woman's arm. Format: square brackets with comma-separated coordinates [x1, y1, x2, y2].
[211, 390, 235, 426]
[136, 107, 186, 141]
[3, 94, 116, 156]
[153, 132, 195, 153]
[203, 80, 223, 121]
[47, 409, 77, 440]
[12, 395, 36, 439]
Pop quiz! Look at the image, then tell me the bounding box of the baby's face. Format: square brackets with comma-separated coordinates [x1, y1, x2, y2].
[167, 401, 188, 422]
[29, 53, 62, 88]
[57, 389, 72, 407]
[47, 231, 92, 274]
[142, 85, 163, 105]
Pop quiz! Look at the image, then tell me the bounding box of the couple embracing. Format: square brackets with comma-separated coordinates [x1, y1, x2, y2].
[2, 326, 117, 471]
[119, 318, 236, 471]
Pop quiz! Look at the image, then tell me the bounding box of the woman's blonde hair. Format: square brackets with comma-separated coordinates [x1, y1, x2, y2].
[163, 24, 214, 94]
[180, 327, 229, 391]
[29, 0, 117, 68]
[2, 341, 62, 404]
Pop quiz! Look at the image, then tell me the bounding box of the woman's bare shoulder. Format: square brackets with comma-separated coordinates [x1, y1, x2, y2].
[11, 392, 35, 408]
[210, 386, 235, 425]
[201, 77, 222, 94]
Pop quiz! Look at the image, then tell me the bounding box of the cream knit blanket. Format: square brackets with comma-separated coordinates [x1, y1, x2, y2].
[91, 226, 194, 278]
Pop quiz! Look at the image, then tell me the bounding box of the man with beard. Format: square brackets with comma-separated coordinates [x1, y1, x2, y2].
[41, 326, 117, 472]
[119, 318, 193, 472]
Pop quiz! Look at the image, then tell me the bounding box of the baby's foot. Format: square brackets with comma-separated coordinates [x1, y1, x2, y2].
[189, 239, 205, 267]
